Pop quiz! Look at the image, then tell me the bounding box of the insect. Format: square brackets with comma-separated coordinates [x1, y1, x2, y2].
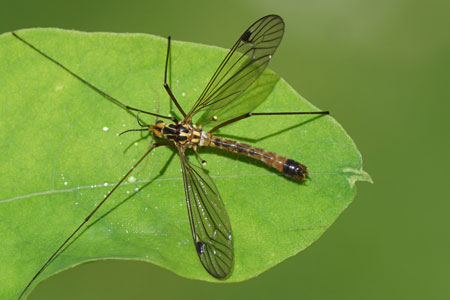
[12, 15, 328, 299]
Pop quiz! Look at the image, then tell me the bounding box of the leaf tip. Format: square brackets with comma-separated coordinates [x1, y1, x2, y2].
[341, 167, 373, 187]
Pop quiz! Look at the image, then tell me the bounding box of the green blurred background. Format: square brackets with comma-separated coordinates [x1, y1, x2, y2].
[2, 0, 449, 299]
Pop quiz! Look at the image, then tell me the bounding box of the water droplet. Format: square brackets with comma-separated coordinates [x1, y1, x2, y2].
[104, 182, 108, 186]
[128, 176, 136, 183]
[75, 202, 79, 205]
[181, 92, 186, 97]
[103, 126, 109, 132]
[64, 181, 68, 186]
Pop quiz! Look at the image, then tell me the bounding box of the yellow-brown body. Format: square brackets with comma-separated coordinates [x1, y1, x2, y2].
[152, 121, 307, 181]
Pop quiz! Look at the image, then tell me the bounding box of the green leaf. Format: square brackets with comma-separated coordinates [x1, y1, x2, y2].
[0, 28, 371, 299]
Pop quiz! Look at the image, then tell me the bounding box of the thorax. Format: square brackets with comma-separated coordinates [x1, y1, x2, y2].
[152, 121, 209, 147]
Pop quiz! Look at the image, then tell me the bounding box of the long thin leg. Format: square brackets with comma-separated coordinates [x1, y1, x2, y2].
[11, 32, 176, 122]
[17, 142, 171, 300]
[163, 36, 187, 118]
[208, 111, 330, 134]
[119, 128, 149, 136]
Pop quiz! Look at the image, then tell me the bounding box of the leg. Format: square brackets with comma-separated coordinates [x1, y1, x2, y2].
[193, 145, 207, 165]
[163, 36, 187, 118]
[118, 128, 149, 136]
[208, 111, 330, 134]
[11, 31, 176, 122]
[16, 142, 171, 299]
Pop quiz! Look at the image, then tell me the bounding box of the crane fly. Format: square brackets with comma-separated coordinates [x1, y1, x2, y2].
[12, 14, 329, 299]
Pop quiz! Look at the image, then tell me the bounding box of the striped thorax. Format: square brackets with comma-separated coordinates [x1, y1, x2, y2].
[152, 120, 203, 147]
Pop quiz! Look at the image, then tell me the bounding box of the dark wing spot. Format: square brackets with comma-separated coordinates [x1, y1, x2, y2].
[196, 241, 205, 255]
[241, 30, 252, 42]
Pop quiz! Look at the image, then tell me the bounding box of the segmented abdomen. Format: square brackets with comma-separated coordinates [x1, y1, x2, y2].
[204, 135, 307, 181]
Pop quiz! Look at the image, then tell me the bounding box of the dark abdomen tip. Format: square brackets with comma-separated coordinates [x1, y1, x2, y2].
[283, 159, 307, 181]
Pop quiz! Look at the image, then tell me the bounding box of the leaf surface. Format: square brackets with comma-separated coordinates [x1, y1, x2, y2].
[0, 29, 371, 299]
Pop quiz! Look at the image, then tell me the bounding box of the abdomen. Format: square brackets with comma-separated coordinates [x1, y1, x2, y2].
[203, 135, 307, 181]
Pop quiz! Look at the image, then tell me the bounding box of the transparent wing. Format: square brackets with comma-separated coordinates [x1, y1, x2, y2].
[185, 15, 285, 123]
[178, 147, 233, 278]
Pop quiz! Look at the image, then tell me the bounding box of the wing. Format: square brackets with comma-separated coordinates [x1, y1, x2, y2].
[185, 15, 285, 123]
[178, 147, 233, 278]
